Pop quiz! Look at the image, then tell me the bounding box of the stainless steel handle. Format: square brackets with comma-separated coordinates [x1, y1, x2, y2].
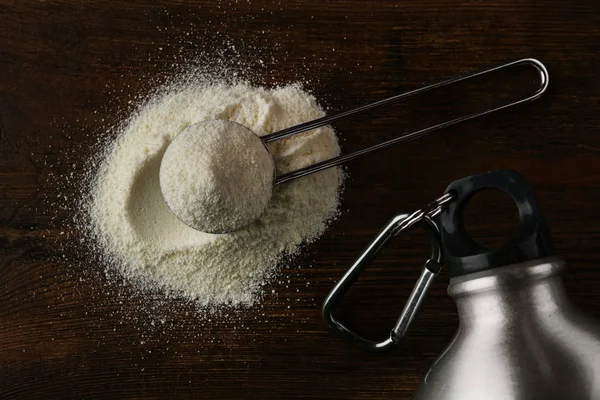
[267, 58, 549, 185]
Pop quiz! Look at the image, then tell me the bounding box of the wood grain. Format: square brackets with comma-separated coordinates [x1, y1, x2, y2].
[2, 0, 600, 398]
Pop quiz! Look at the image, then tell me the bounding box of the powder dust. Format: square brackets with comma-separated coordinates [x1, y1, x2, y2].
[87, 80, 343, 307]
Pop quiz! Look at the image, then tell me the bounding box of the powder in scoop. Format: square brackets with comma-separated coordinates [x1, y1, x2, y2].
[159, 120, 275, 233]
[87, 80, 343, 307]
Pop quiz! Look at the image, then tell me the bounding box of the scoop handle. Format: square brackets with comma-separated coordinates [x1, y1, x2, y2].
[265, 58, 549, 185]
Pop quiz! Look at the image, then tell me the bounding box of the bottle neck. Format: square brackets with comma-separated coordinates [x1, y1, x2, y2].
[448, 257, 569, 328]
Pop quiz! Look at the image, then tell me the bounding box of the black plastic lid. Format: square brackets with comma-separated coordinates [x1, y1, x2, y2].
[440, 169, 555, 278]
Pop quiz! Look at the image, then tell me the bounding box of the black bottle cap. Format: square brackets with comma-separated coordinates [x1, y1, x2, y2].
[440, 169, 555, 278]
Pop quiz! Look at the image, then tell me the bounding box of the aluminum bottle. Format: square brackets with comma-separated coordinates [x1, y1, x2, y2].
[415, 170, 600, 400]
[414, 257, 600, 399]
[323, 170, 600, 399]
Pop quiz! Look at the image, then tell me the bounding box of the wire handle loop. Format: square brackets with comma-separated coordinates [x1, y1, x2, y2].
[272, 58, 549, 185]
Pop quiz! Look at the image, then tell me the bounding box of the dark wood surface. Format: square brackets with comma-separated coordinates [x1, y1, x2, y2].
[3, 1, 600, 398]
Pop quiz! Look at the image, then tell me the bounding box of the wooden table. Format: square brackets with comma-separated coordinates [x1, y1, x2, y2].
[2, 1, 600, 398]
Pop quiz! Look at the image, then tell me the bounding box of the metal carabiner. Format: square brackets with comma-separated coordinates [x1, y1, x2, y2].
[322, 193, 453, 352]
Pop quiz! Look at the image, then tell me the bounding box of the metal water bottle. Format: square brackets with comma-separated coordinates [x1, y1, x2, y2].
[323, 170, 600, 399]
[416, 170, 600, 399]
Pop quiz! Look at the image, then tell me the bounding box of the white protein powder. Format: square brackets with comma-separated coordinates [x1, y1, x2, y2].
[88, 81, 343, 307]
[159, 119, 275, 234]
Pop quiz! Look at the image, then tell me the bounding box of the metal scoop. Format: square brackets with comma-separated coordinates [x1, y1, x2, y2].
[160, 58, 549, 233]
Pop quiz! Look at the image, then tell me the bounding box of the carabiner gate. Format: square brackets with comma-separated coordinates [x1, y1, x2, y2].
[322, 194, 453, 351]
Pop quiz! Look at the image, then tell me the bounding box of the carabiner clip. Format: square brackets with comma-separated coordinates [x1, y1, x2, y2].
[322, 194, 453, 352]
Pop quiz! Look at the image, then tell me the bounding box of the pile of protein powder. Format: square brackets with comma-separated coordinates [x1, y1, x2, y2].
[83, 79, 343, 308]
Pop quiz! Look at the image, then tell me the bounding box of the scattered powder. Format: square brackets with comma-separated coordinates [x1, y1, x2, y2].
[159, 119, 275, 234]
[88, 81, 343, 307]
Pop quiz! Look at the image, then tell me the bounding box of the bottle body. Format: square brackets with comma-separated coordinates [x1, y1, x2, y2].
[415, 258, 600, 400]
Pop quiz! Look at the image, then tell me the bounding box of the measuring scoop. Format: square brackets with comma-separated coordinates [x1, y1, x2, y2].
[160, 58, 549, 234]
